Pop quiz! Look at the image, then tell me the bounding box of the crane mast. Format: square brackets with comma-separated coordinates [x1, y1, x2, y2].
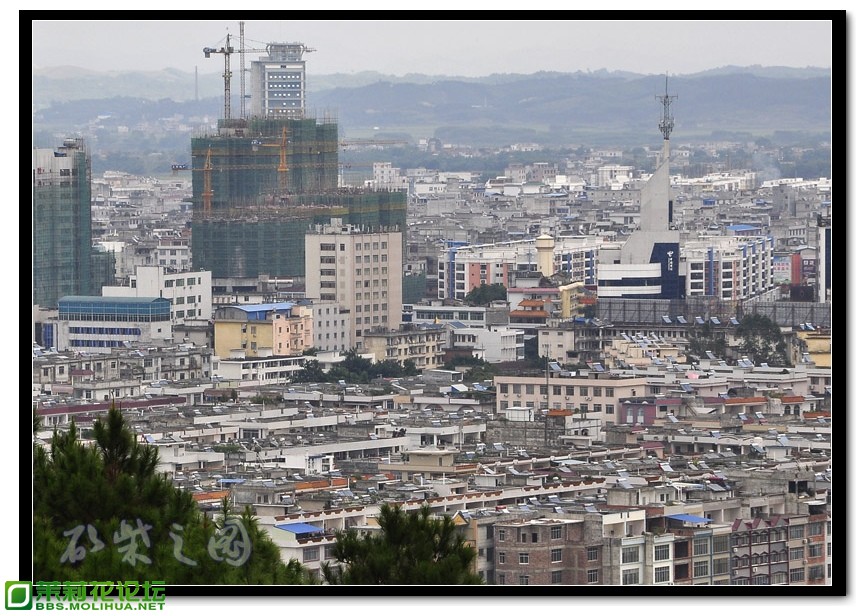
[239, 21, 246, 119]
[203, 34, 234, 120]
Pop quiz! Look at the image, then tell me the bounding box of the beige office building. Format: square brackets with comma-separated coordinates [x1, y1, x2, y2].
[305, 219, 403, 349]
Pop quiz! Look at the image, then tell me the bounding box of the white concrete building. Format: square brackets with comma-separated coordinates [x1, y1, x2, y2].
[103, 265, 212, 325]
[438, 236, 602, 300]
[680, 236, 774, 301]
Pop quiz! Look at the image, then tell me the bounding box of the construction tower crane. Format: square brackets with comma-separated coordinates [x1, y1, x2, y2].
[202, 147, 214, 215]
[203, 34, 234, 120]
[239, 22, 246, 119]
[207, 24, 318, 120]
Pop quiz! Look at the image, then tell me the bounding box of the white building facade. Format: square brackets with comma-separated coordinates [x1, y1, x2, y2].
[103, 266, 212, 325]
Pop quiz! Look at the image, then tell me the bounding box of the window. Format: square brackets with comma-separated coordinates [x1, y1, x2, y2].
[808, 565, 824, 581]
[551, 571, 562, 584]
[587, 546, 599, 561]
[302, 546, 319, 562]
[519, 553, 529, 564]
[654, 544, 670, 561]
[789, 525, 805, 539]
[518, 575, 529, 586]
[654, 566, 670, 583]
[622, 568, 640, 585]
[713, 535, 729, 553]
[808, 522, 823, 536]
[580, 387, 589, 397]
[498, 529, 506, 541]
[693, 560, 709, 577]
[790, 567, 805, 583]
[525, 384, 534, 394]
[605, 387, 614, 397]
[550, 526, 562, 540]
[587, 569, 599, 584]
[498, 552, 506, 564]
[551, 548, 562, 563]
[807, 543, 823, 558]
[622, 546, 640, 564]
[606, 404, 615, 415]
[713, 557, 729, 575]
[498, 574, 505, 585]
[693, 537, 710, 556]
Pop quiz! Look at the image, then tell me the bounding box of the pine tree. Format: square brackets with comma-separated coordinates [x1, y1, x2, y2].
[32, 405, 317, 585]
[323, 503, 483, 585]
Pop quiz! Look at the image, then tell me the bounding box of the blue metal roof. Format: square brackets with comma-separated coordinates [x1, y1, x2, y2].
[234, 302, 295, 313]
[666, 513, 711, 524]
[275, 522, 324, 534]
[727, 224, 759, 232]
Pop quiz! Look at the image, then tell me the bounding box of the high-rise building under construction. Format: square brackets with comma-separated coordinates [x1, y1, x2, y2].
[33, 137, 114, 308]
[191, 36, 407, 280]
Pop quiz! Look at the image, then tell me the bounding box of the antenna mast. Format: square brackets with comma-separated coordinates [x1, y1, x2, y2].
[657, 73, 677, 140]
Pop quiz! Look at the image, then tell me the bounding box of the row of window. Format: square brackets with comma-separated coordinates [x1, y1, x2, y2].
[69, 340, 127, 348]
[499, 384, 617, 397]
[69, 327, 141, 335]
[164, 277, 200, 288]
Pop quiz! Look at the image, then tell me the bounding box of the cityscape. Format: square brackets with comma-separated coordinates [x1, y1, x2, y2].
[28, 18, 838, 602]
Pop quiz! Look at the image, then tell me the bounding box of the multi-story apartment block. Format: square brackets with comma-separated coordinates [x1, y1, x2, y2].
[305, 219, 403, 349]
[103, 265, 212, 325]
[213, 302, 313, 359]
[438, 236, 601, 300]
[448, 325, 525, 363]
[493, 371, 648, 420]
[361, 323, 446, 369]
[493, 518, 580, 586]
[730, 512, 830, 586]
[680, 235, 775, 301]
[310, 300, 352, 353]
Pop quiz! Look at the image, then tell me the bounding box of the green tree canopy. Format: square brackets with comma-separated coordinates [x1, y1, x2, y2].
[464, 283, 507, 306]
[736, 314, 790, 367]
[323, 503, 483, 585]
[33, 405, 316, 585]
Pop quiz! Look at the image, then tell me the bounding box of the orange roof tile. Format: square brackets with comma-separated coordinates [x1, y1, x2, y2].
[192, 490, 230, 502]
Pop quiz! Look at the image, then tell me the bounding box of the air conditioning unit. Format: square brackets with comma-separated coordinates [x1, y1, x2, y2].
[565, 396, 570, 400]
[752, 567, 758, 573]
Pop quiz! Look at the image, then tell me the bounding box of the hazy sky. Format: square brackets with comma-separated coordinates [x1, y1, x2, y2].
[31, 19, 834, 77]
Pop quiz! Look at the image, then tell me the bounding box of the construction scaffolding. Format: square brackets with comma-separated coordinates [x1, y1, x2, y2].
[190, 117, 339, 213]
[191, 189, 407, 278]
[32, 139, 93, 307]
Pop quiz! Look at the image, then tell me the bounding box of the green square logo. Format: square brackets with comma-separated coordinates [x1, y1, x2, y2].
[4, 582, 31, 610]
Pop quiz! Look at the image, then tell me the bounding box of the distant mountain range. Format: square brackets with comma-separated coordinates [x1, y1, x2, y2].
[32, 66, 832, 147]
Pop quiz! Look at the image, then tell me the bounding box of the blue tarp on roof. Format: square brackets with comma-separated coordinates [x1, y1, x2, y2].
[666, 513, 711, 524]
[275, 523, 324, 534]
